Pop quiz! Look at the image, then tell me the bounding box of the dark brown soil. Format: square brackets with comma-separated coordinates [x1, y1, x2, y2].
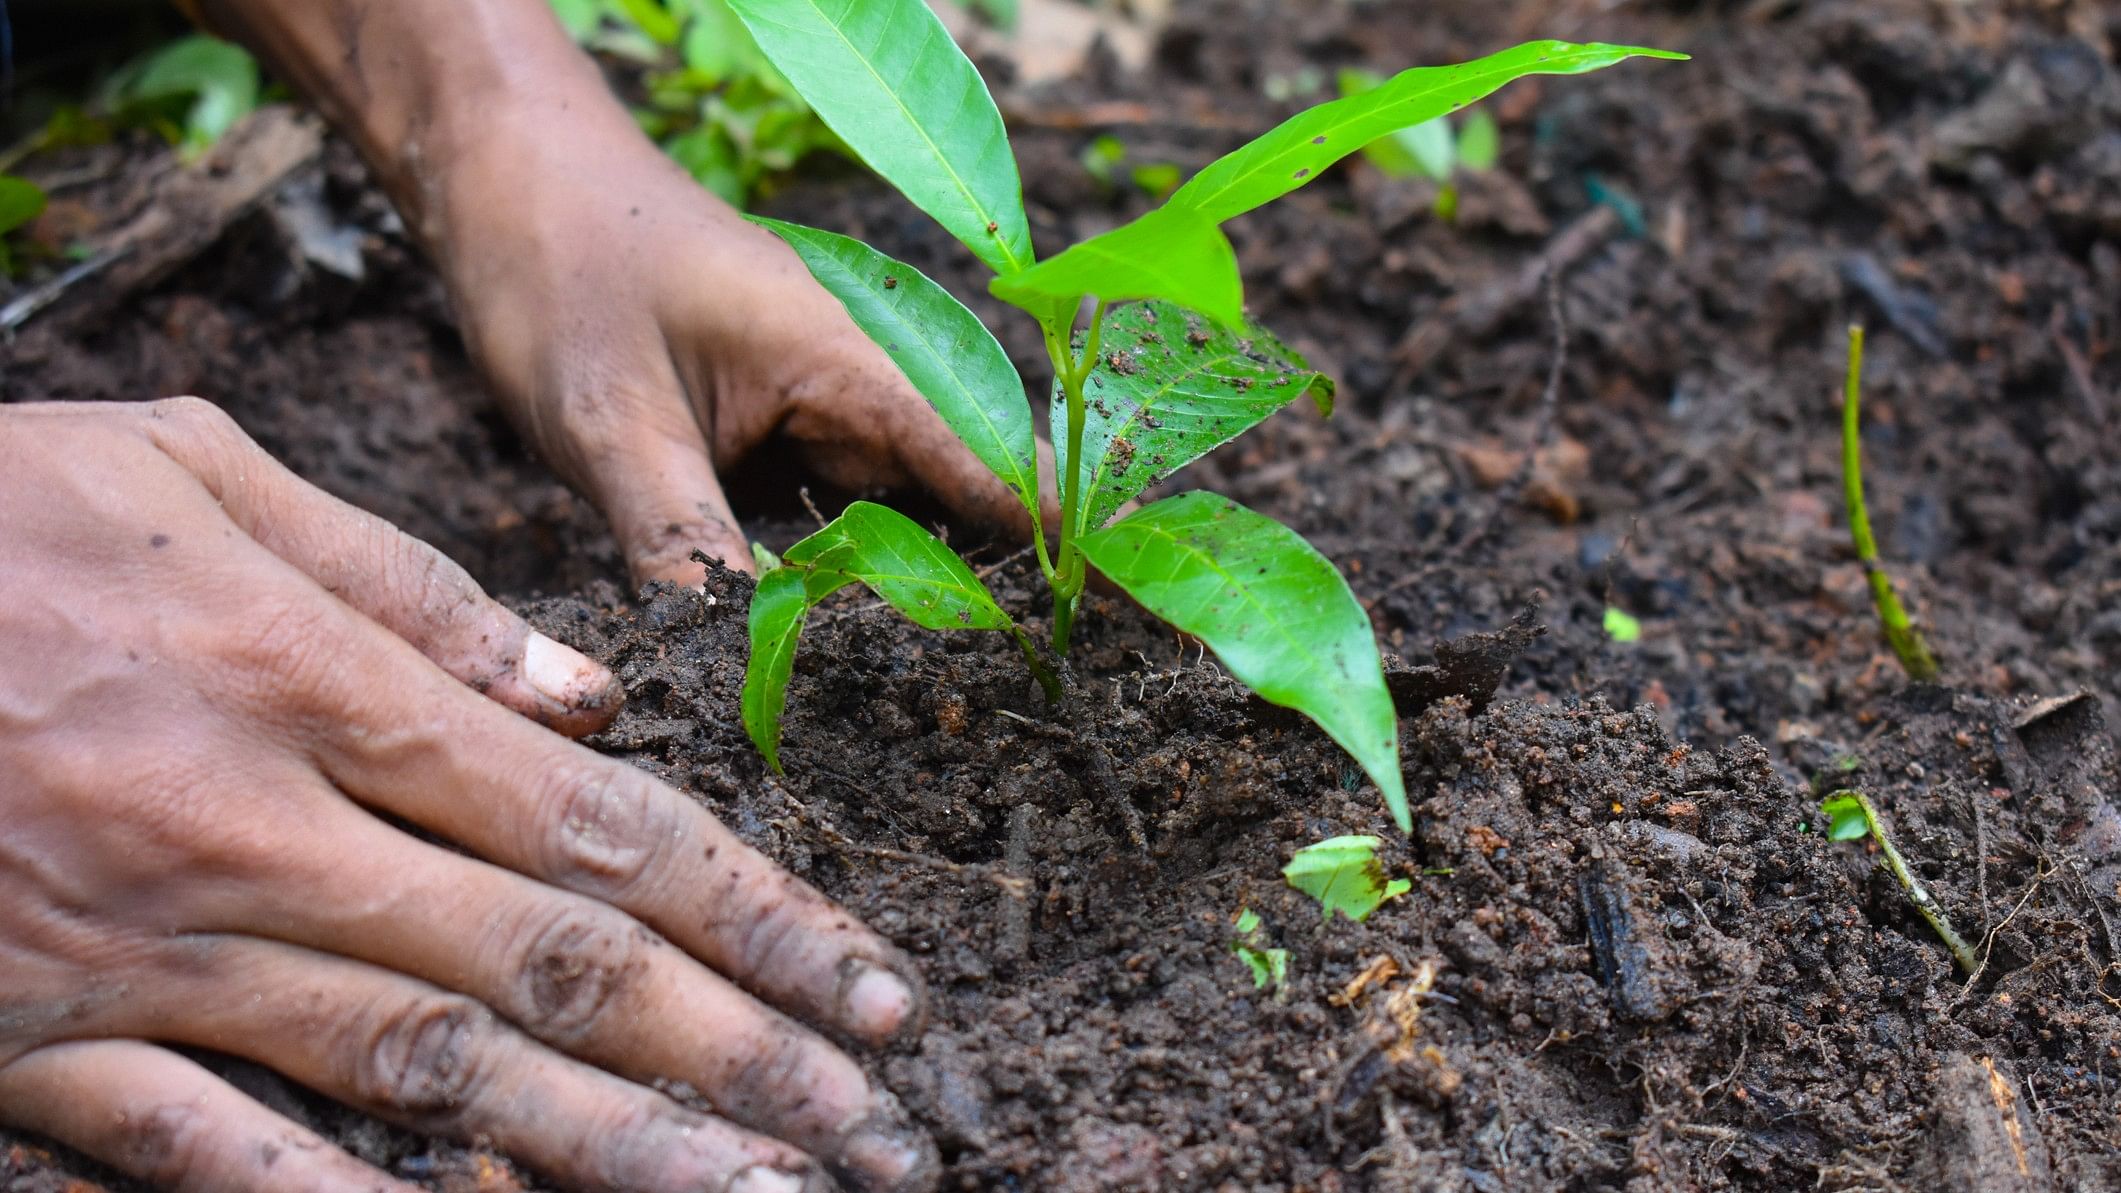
[6, 0, 2121, 1189]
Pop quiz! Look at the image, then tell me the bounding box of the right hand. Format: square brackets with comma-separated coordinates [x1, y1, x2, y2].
[0, 399, 938, 1193]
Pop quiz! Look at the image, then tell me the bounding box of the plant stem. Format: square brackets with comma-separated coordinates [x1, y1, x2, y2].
[1047, 298, 1107, 652]
[1011, 628, 1063, 703]
[1829, 790, 1979, 974]
[1841, 325, 1941, 682]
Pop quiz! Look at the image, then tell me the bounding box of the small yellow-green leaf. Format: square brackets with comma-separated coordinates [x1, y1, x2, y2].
[990, 208, 1242, 328]
[0, 176, 48, 237]
[1604, 605, 1642, 642]
[1457, 109, 1501, 172]
[1820, 791, 1874, 842]
[1283, 835, 1412, 922]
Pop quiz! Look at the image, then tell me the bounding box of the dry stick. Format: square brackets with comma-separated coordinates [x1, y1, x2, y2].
[1840, 325, 1941, 682]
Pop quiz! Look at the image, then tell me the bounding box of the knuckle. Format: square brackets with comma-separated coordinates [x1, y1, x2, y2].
[542, 764, 676, 897]
[508, 907, 652, 1047]
[145, 395, 238, 438]
[729, 883, 811, 983]
[120, 1101, 216, 1192]
[346, 995, 494, 1120]
[211, 593, 347, 701]
[717, 1024, 819, 1125]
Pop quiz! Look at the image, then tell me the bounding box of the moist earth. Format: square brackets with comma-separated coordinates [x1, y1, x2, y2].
[4, 0, 2120, 1189]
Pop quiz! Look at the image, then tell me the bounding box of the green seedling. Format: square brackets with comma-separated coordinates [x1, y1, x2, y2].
[1231, 908, 1289, 990]
[106, 34, 261, 156]
[1820, 790, 1978, 973]
[1338, 68, 1501, 221]
[1603, 605, 1642, 643]
[1841, 324, 1940, 682]
[725, 0, 1681, 829]
[549, 0, 843, 207]
[1080, 134, 1182, 201]
[0, 175, 48, 277]
[1283, 835, 1411, 922]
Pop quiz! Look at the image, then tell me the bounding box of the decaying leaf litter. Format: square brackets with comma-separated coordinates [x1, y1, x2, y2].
[3, 0, 2118, 1188]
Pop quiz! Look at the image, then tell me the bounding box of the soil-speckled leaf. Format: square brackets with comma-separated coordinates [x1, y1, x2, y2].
[726, 0, 1032, 274]
[742, 554, 857, 771]
[989, 207, 1242, 328]
[1055, 301, 1332, 537]
[1077, 491, 1405, 828]
[792, 501, 1017, 632]
[1282, 835, 1412, 922]
[752, 218, 1039, 521]
[1169, 40, 1683, 224]
[743, 501, 1019, 769]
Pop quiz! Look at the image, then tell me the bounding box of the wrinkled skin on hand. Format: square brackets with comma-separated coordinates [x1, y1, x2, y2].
[432, 107, 1054, 590]
[0, 401, 938, 1193]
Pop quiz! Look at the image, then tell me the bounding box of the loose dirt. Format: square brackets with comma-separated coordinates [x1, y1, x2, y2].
[5, 0, 2119, 1188]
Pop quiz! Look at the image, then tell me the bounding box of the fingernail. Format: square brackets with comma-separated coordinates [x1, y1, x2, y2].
[523, 631, 617, 710]
[726, 1165, 827, 1193]
[833, 1100, 939, 1193]
[837, 960, 916, 1041]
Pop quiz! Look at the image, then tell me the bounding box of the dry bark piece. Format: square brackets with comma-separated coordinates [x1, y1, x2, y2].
[0, 106, 324, 337]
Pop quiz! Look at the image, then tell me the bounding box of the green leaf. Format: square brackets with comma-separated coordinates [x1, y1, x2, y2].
[1055, 301, 1332, 537]
[742, 560, 855, 771]
[990, 207, 1242, 328]
[612, 0, 684, 44]
[726, 0, 1032, 274]
[125, 35, 261, 152]
[548, 0, 606, 41]
[0, 176, 49, 238]
[751, 218, 1040, 523]
[1283, 835, 1412, 922]
[1169, 40, 1683, 225]
[1603, 605, 1642, 642]
[1457, 109, 1501, 172]
[1130, 163, 1182, 201]
[742, 501, 1019, 768]
[1820, 791, 1873, 842]
[1077, 492, 1405, 829]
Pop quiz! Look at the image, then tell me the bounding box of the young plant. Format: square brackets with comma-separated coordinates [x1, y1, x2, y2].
[1337, 68, 1501, 222]
[1820, 790, 1977, 973]
[1231, 908, 1289, 990]
[725, 0, 1681, 830]
[0, 175, 47, 278]
[1283, 835, 1410, 923]
[547, 0, 843, 207]
[1841, 324, 1940, 682]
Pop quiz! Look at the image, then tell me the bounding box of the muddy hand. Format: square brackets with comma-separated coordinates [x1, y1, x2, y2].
[438, 112, 1057, 589]
[191, 0, 1048, 591]
[0, 401, 936, 1193]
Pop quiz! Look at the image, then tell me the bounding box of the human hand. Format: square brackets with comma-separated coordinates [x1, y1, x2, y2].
[430, 107, 1052, 588]
[0, 400, 936, 1192]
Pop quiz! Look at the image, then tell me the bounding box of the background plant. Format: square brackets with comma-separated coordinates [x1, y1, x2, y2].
[1841, 324, 1940, 681]
[1337, 67, 1499, 221]
[726, 0, 1679, 830]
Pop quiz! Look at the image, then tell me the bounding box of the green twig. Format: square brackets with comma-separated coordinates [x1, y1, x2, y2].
[1841, 325, 1940, 681]
[1821, 790, 1978, 974]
